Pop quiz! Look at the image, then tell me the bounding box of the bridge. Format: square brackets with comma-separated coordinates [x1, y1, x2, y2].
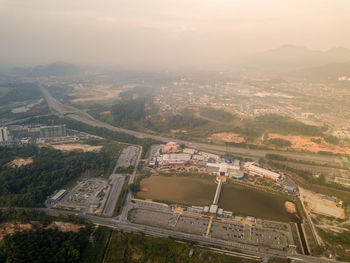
[213, 178, 223, 205]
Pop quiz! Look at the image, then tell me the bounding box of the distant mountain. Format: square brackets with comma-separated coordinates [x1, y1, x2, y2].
[248, 45, 350, 72]
[290, 61, 350, 80]
[10, 62, 81, 77]
[29, 62, 81, 77]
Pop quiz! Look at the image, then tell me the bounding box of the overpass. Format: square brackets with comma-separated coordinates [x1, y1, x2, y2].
[213, 178, 223, 205]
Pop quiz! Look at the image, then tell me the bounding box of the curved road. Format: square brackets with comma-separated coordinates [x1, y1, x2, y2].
[40, 85, 340, 166]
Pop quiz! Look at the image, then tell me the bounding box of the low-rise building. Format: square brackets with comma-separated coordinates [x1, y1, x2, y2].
[162, 153, 191, 165]
[246, 164, 281, 181]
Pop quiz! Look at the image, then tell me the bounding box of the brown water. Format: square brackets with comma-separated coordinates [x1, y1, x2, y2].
[137, 176, 216, 205]
[219, 183, 291, 222]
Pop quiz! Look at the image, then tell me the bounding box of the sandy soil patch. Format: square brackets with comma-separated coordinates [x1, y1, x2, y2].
[285, 201, 297, 214]
[268, 133, 350, 154]
[70, 84, 133, 103]
[0, 223, 33, 240]
[170, 129, 188, 134]
[208, 133, 245, 143]
[46, 221, 82, 232]
[100, 111, 111, 115]
[0, 221, 83, 241]
[7, 157, 33, 168]
[299, 188, 345, 219]
[51, 143, 102, 152]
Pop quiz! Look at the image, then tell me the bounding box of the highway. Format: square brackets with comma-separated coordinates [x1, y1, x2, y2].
[27, 207, 344, 263]
[39, 86, 348, 263]
[40, 85, 341, 166]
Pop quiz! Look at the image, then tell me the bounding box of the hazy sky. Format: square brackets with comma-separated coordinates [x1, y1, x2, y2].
[1, 0, 350, 69]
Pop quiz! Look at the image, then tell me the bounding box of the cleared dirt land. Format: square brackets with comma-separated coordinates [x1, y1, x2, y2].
[136, 176, 216, 206]
[51, 143, 102, 152]
[219, 183, 291, 222]
[299, 188, 345, 219]
[7, 157, 33, 168]
[268, 133, 350, 155]
[0, 221, 82, 241]
[208, 132, 245, 143]
[69, 84, 133, 103]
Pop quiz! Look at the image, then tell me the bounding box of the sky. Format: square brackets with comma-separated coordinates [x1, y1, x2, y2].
[1, 0, 350, 69]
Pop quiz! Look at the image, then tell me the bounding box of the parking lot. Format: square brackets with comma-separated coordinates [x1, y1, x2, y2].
[114, 146, 139, 170]
[130, 208, 209, 235]
[210, 219, 289, 249]
[130, 207, 293, 250]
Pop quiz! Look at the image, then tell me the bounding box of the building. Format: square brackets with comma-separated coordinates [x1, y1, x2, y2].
[285, 186, 296, 194]
[206, 162, 240, 177]
[50, 189, 67, 201]
[162, 153, 191, 165]
[246, 164, 281, 181]
[209, 204, 218, 215]
[0, 127, 9, 142]
[231, 170, 245, 179]
[183, 148, 197, 155]
[161, 142, 180, 153]
[322, 196, 336, 202]
[40, 125, 67, 138]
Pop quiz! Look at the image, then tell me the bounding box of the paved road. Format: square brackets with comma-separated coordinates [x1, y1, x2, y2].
[17, 207, 342, 263]
[40, 85, 341, 166]
[103, 175, 125, 217]
[38, 85, 348, 263]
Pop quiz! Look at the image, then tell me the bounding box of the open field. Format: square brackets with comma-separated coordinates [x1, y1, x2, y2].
[69, 84, 133, 103]
[299, 188, 345, 219]
[335, 177, 350, 187]
[219, 183, 291, 222]
[136, 175, 216, 206]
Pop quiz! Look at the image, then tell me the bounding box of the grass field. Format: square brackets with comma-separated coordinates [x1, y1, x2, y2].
[137, 175, 291, 222]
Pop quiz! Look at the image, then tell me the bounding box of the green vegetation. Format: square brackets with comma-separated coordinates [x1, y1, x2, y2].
[107, 99, 208, 133]
[46, 85, 74, 102]
[111, 98, 150, 127]
[115, 165, 134, 174]
[80, 226, 112, 263]
[200, 107, 236, 122]
[0, 83, 43, 105]
[0, 83, 50, 120]
[104, 231, 253, 263]
[264, 153, 345, 170]
[311, 138, 322, 144]
[0, 208, 86, 225]
[268, 257, 290, 263]
[267, 138, 292, 147]
[113, 176, 130, 216]
[242, 114, 324, 138]
[0, 145, 117, 207]
[317, 228, 350, 262]
[266, 160, 350, 205]
[0, 228, 90, 263]
[323, 134, 339, 145]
